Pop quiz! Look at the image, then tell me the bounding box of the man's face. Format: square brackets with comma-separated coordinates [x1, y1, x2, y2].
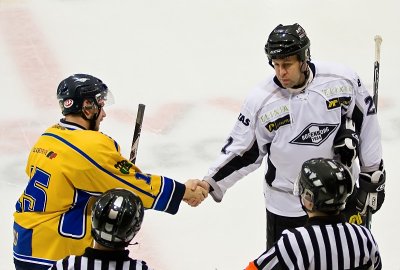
[82, 99, 106, 131]
[271, 55, 305, 89]
[93, 106, 106, 131]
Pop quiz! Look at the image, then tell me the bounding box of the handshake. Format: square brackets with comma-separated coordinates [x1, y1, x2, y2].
[183, 180, 211, 207]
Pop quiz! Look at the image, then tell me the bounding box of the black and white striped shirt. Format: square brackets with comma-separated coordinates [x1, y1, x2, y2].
[48, 247, 152, 270]
[249, 215, 382, 270]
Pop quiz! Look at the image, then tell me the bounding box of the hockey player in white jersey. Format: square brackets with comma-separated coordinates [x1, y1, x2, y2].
[201, 23, 385, 249]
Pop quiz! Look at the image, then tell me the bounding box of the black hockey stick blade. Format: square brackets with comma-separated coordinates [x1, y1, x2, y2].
[129, 104, 146, 164]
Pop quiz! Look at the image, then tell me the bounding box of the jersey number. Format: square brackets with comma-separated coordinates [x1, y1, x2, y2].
[365, 96, 377, 115]
[17, 167, 91, 239]
[221, 137, 234, 154]
[19, 168, 50, 212]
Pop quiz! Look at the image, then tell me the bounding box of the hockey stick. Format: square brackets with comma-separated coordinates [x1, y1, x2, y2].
[372, 35, 382, 112]
[129, 104, 146, 164]
[365, 35, 382, 229]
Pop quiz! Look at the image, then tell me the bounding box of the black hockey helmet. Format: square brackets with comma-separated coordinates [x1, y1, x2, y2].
[265, 23, 311, 64]
[91, 188, 144, 249]
[56, 74, 112, 116]
[294, 158, 354, 212]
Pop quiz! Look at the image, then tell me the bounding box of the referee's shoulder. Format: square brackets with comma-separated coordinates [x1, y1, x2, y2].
[130, 258, 153, 270]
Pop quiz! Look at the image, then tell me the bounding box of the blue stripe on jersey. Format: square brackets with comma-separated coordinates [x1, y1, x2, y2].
[59, 189, 91, 238]
[153, 177, 174, 211]
[43, 133, 155, 199]
[13, 222, 32, 256]
[113, 140, 118, 151]
[13, 251, 55, 267]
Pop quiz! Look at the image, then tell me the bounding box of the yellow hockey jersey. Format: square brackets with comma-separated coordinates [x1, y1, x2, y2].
[13, 120, 186, 268]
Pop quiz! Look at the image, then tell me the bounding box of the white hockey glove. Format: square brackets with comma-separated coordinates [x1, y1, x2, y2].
[333, 117, 359, 167]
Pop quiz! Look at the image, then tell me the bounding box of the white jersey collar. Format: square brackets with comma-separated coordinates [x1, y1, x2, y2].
[286, 66, 314, 95]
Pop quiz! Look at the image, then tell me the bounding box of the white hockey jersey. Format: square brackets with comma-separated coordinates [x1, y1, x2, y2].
[204, 61, 383, 217]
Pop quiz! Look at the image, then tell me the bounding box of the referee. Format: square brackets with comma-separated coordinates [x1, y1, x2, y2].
[246, 158, 382, 270]
[49, 188, 152, 270]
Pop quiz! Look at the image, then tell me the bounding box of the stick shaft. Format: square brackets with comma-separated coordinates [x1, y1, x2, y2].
[373, 35, 382, 111]
[366, 35, 382, 229]
[129, 104, 146, 163]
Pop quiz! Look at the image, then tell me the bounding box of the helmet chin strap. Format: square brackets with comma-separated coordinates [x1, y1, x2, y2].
[88, 115, 98, 131]
[286, 63, 313, 94]
[299, 61, 310, 85]
[301, 61, 309, 72]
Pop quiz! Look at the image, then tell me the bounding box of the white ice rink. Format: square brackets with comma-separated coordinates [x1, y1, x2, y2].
[1, 0, 399, 269]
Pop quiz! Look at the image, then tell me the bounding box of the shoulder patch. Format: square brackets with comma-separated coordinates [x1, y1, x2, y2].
[114, 160, 133, 174]
[326, 96, 351, 110]
[259, 104, 290, 123]
[238, 113, 250, 126]
[320, 85, 352, 98]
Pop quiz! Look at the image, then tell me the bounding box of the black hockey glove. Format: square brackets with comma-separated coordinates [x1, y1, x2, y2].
[333, 117, 359, 167]
[356, 161, 386, 215]
[343, 188, 364, 225]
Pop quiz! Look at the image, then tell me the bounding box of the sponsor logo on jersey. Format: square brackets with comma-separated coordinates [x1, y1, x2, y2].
[238, 113, 250, 126]
[114, 160, 132, 174]
[290, 123, 338, 146]
[63, 99, 74, 108]
[32, 147, 58, 159]
[321, 86, 352, 97]
[46, 151, 57, 159]
[259, 105, 289, 123]
[265, 114, 291, 132]
[326, 96, 351, 110]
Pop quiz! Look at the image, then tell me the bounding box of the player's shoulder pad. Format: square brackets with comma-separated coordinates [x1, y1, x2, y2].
[314, 61, 359, 82]
[244, 75, 288, 112]
[81, 130, 121, 151]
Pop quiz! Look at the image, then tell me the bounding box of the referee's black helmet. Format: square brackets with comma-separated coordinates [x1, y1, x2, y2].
[91, 188, 144, 249]
[294, 158, 354, 212]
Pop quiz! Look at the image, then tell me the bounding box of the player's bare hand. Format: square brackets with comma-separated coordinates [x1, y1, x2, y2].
[183, 179, 209, 207]
[199, 180, 211, 192]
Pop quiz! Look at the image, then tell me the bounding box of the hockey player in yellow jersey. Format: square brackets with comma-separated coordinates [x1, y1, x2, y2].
[13, 74, 208, 270]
